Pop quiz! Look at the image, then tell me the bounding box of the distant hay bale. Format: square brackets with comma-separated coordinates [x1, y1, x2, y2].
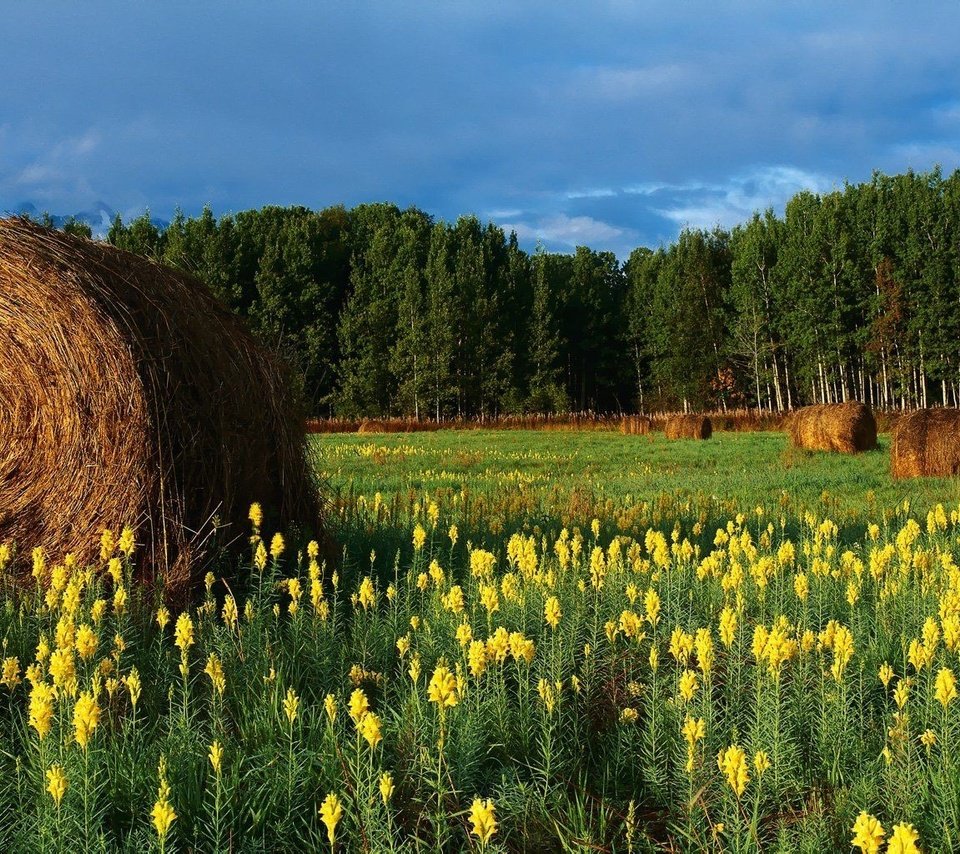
[891, 408, 960, 478]
[620, 415, 652, 435]
[356, 420, 379, 434]
[0, 218, 319, 601]
[787, 402, 877, 454]
[664, 414, 712, 440]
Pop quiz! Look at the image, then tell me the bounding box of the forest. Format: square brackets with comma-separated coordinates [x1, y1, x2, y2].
[84, 167, 960, 417]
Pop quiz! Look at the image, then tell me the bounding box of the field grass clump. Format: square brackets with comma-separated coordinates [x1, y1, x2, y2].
[0, 431, 958, 851]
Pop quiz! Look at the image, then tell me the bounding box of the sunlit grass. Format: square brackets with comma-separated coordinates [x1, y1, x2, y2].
[0, 430, 955, 851]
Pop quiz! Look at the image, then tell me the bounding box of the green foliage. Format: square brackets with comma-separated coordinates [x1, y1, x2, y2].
[89, 165, 960, 415]
[1, 431, 959, 850]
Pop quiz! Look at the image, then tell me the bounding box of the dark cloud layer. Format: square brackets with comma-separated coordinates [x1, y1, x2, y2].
[2, 2, 958, 256]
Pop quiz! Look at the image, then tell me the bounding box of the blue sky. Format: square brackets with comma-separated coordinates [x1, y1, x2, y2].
[2, 1, 959, 256]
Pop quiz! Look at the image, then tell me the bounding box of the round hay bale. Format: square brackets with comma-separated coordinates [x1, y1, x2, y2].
[787, 402, 877, 454]
[356, 420, 380, 434]
[620, 415, 652, 436]
[891, 408, 960, 478]
[663, 414, 712, 440]
[0, 218, 318, 600]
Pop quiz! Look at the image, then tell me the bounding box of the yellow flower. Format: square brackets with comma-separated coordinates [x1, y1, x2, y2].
[682, 716, 706, 746]
[254, 541, 268, 571]
[509, 632, 535, 665]
[125, 667, 142, 708]
[455, 622, 473, 647]
[379, 771, 394, 804]
[46, 764, 67, 806]
[920, 729, 937, 752]
[717, 745, 749, 797]
[719, 606, 737, 648]
[113, 584, 128, 615]
[428, 664, 459, 709]
[544, 595, 562, 629]
[49, 648, 75, 690]
[830, 625, 854, 682]
[486, 627, 510, 663]
[695, 628, 714, 675]
[886, 823, 920, 854]
[413, 524, 427, 551]
[669, 627, 694, 665]
[851, 811, 885, 854]
[469, 798, 498, 848]
[448, 524, 459, 546]
[753, 750, 770, 777]
[319, 793, 344, 846]
[358, 577, 376, 611]
[100, 529, 116, 561]
[908, 638, 931, 672]
[152, 798, 176, 840]
[107, 558, 123, 586]
[479, 584, 499, 615]
[205, 654, 226, 696]
[249, 503, 263, 529]
[357, 711, 383, 749]
[283, 687, 300, 725]
[894, 678, 911, 709]
[349, 688, 369, 723]
[270, 532, 285, 560]
[678, 669, 699, 703]
[32, 546, 46, 581]
[209, 740, 224, 775]
[75, 624, 98, 661]
[118, 525, 136, 556]
[29, 682, 56, 739]
[443, 585, 465, 613]
[324, 693, 337, 723]
[2, 656, 20, 691]
[879, 663, 894, 689]
[156, 606, 170, 631]
[469, 640, 488, 678]
[935, 667, 957, 708]
[174, 613, 194, 651]
[73, 691, 100, 750]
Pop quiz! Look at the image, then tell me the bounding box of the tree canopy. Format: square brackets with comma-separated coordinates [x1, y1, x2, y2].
[95, 167, 960, 415]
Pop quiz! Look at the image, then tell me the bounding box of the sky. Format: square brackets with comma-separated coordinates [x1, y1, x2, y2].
[2, 1, 959, 257]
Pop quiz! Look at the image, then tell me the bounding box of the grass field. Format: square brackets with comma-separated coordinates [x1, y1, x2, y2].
[316, 429, 960, 540]
[2, 430, 960, 852]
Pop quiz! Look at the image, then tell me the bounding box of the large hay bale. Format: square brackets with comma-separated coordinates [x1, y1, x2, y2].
[891, 408, 960, 478]
[787, 402, 877, 454]
[0, 218, 318, 599]
[663, 414, 712, 440]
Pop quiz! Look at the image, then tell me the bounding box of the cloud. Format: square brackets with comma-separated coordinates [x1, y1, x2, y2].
[648, 165, 835, 230]
[500, 213, 632, 249]
[566, 63, 694, 102]
[563, 188, 617, 200]
[2, 2, 960, 257]
[2, 128, 102, 205]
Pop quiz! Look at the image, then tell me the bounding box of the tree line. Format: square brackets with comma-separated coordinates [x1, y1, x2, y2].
[91, 167, 960, 416]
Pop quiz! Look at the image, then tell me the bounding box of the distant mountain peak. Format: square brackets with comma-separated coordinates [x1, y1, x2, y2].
[4, 201, 168, 236]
